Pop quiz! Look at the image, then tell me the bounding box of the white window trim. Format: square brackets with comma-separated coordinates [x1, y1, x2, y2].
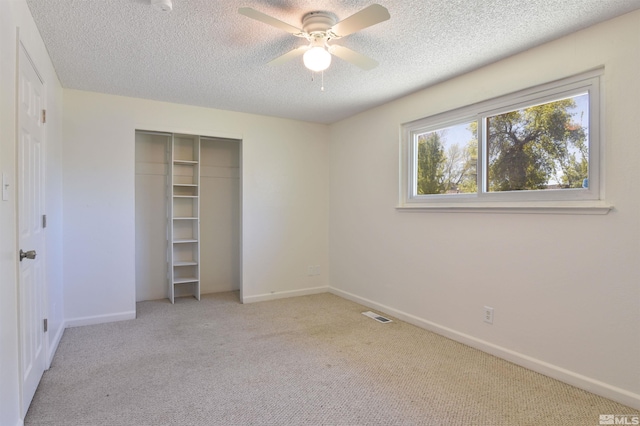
[398, 69, 612, 214]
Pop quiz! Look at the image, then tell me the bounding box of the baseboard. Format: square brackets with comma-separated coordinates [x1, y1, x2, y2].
[65, 311, 136, 328]
[329, 287, 640, 410]
[242, 286, 329, 304]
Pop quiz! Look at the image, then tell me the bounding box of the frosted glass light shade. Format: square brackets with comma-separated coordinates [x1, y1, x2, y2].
[303, 47, 332, 72]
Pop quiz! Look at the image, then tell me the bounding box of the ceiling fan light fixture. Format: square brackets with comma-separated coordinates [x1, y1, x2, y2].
[303, 46, 332, 72]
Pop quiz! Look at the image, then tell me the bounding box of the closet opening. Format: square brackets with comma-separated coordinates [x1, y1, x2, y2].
[135, 130, 241, 303]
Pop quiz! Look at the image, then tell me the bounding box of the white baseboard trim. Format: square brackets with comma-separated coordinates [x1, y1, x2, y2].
[242, 286, 329, 304]
[329, 287, 640, 410]
[65, 311, 136, 328]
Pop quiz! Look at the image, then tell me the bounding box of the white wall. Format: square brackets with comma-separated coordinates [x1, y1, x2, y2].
[329, 10, 640, 409]
[63, 90, 330, 323]
[0, 1, 64, 425]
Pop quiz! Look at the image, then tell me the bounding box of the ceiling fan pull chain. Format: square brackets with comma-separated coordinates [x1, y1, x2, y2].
[308, 69, 325, 91]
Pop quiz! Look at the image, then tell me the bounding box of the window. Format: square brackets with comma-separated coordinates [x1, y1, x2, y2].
[400, 70, 610, 213]
[485, 94, 589, 194]
[415, 120, 477, 195]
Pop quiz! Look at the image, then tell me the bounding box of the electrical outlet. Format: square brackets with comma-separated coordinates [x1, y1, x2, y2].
[483, 306, 494, 324]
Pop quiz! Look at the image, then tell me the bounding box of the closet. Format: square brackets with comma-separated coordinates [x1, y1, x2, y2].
[135, 131, 241, 303]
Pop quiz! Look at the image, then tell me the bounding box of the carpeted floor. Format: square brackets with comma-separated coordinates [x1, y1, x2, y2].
[25, 292, 639, 425]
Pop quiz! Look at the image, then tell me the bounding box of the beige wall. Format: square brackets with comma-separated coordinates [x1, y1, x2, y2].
[329, 10, 640, 408]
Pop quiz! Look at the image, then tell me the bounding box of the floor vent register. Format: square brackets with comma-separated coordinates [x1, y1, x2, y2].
[362, 311, 393, 323]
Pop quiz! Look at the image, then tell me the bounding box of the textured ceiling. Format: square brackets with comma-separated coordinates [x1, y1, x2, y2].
[26, 0, 640, 124]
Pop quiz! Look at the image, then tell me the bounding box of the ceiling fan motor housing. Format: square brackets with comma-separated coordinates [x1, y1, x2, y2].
[302, 12, 336, 36]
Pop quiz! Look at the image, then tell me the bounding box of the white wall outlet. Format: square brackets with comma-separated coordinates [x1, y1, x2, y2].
[483, 306, 494, 324]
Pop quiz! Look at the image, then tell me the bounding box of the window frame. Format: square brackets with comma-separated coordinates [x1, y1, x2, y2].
[399, 69, 611, 214]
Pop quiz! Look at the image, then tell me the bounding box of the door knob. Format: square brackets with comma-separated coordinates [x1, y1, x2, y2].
[19, 249, 37, 261]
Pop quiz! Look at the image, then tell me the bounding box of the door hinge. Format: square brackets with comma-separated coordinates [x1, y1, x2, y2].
[42, 109, 46, 124]
[43, 318, 48, 333]
[42, 214, 47, 228]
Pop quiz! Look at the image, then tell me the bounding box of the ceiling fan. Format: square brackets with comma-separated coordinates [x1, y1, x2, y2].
[238, 4, 390, 72]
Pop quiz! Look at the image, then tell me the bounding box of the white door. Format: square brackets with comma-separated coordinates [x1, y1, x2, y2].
[18, 43, 47, 418]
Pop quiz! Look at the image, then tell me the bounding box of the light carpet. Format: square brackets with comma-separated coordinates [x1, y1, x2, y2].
[25, 292, 639, 425]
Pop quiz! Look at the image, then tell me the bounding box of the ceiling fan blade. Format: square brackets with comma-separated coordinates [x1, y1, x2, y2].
[238, 7, 304, 36]
[268, 45, 309, 66]
[329, 4, 390, 38]
[328, 45, 378, 70]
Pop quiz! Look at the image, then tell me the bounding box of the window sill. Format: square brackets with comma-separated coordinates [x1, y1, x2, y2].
[396, 201, 613, 215]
